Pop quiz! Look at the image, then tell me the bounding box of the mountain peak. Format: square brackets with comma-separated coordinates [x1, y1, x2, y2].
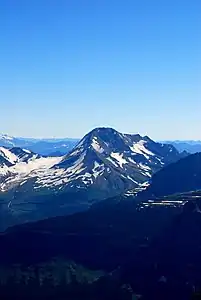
[49, 127, 185, 198]
[0, 133, 14, 140]
[80, 127, 122, 143]
[76, 127, 146, 155]
[0, 128, 188, 230]
[90, 127, 118, 134]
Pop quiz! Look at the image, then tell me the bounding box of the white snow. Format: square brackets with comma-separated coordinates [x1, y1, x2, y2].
[91, 138, 104, 153]
[0, 144, 98, 191]
[20, 180, 27, 186]
[69, 148, 82, 157]
[141, 171, 152, 178]
[0, 147, 18, 164]
[34, 152, 88, 189]
[92, 161, 105, 179]
[81, 172, 93, 185]
[22, 149, 32, 154]
[106, 157, 119, 168]
[139, 181, 150, 188]
[110, 152, 128, 168]
[0, 147, 36, 165]
[65, 151, 86, 172]
[130, 140, 155, 160]
[127, 157, 137, 164]
[0, 165, 10, 175]
[0, 134, 169, 193]
[93, 161, 100, 171]
[156, 157, 165, 165]
[127, 176, 139, 184]
[11, 156, 62, 175]
[35, 158, 103, 189]
[138, 163, 151, 171]
[0, 156, 63, 192]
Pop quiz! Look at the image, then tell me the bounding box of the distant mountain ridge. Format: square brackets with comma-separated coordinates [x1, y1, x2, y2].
[162, 140, 201, 153]
[0, 134, 79, 156]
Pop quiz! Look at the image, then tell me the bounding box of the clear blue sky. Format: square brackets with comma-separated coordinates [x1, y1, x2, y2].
[0, 0, 200, 140]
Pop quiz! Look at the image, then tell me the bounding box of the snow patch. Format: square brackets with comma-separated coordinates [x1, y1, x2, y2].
[20, 180, 27, 186]
[110, 152, 128, 168]
[156, 157, 165, 165]
[128, 157, 137, 164]
[22, 149, 32, 154]
[0, 165, 10, 175]
[106, 157, 119, 168]
[138, 163, 151, 171]
[69, 148, 82, 157]
[0, 156, 63, 192]
[91, 138, 104, 153]
[11, 156, 62, 175]
[0, 147, 18, 164]
[92, 161, 105, 179]
[127, 176, 139, 185]
[139, 181, 150, 188]
[130, 140, 155, 159]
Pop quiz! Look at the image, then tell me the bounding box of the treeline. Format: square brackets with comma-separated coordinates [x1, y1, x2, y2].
[1, 276, 201, 300]
[0, 276, 134, 300]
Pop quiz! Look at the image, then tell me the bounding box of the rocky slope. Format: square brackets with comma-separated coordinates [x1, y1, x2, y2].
[3, 127, 186, 195]
[0, 127, 187, 230]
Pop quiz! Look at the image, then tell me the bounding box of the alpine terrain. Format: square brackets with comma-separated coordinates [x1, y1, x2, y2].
[0, 127, 187, 230]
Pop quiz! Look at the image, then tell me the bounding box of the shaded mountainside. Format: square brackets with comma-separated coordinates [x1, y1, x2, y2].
[0, 127, 187, 230]
[140, 152, 201, 199]
[15, 127, 186, 197]
[1, 196, 201, 299]
[0, 258, 105, 286]
[0, 198, 184, 268]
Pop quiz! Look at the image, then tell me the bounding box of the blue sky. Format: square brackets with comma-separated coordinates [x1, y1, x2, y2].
[0, 0, 200, 140]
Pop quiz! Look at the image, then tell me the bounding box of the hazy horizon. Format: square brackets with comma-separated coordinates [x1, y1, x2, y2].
[1, 127, 201, 142]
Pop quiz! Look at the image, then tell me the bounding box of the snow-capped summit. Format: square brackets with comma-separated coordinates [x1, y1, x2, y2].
[0, 134, 14, 141]
[58, 127, 184, 170]
[0, 127, 188, 230]
[1, 127, 186, 198]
